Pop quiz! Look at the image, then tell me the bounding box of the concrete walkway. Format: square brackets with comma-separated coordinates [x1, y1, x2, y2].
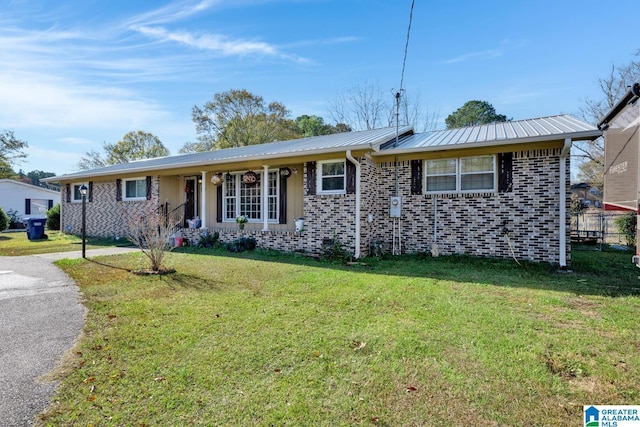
[0, 247, 139, 426]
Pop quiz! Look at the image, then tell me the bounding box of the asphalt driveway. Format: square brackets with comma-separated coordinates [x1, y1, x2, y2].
[0, 247, 137, 426]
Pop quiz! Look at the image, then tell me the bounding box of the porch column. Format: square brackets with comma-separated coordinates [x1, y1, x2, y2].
[200, 171, 207, 229]
[262, 165, 269, 231]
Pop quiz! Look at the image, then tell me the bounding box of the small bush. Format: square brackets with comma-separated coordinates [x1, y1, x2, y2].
[197, 231, 220, 248]
[226, 236, 257, 253]
[46, 203, 61, 230]
[0, 207, 9, 231]
[614, 212, 637, 247]
[6, 209, 24, 229]
[321, 233, 352, 263]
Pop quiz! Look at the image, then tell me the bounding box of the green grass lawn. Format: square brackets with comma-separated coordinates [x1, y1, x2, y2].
[0, 230, 129, 256]
[35, 246, 639, 426]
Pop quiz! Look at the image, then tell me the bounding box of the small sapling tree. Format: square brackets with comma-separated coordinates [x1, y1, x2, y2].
[126, 204, 183, 273]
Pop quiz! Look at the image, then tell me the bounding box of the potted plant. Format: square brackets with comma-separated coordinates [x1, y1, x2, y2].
[236, 215, 248, 230]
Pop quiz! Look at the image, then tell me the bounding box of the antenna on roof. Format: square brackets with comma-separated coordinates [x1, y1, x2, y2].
[393, 0, 415, 147]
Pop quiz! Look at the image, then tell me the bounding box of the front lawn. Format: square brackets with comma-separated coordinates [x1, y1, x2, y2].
[38, 248, 639, 426]
[0, 230, 128, 256]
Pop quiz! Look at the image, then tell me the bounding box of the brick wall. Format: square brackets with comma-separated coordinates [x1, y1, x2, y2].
[369, 149, 568, 264]
[62, 149, 570, 265]
[61, 177, 160, 238]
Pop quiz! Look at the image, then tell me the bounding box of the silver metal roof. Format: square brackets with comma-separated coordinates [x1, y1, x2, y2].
[44, 115, 601, 182]
[46, 126, 413, 181]
[382, 114, 601, 154]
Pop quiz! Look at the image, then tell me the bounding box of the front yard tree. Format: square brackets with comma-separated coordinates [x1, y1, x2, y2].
[445, 100, 509, 129]
[0, 130, 28, 178]
[77, 131, 169, 170]
[182, 89, 301, 153]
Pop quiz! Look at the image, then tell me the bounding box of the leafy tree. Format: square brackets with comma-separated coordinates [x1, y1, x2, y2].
[578, 52, 640, 189]
[295, 115, 351, 137]
[26, 170, 56, 188]
[614, 212, 637, 247]
[445, 100, 509, 129]
[0, 130, 28, 178]
[182, 89, 301, 153]
[78, 131, 169, 170]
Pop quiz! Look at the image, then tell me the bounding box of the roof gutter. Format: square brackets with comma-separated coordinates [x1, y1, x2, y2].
[346, 150, 361, 259]
[598, 83, 640, 131]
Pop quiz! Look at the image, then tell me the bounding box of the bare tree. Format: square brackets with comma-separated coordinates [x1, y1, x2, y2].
[328, 82, 440, 132]
[577, 52, 640, 188]
[126, 203, 183, 273]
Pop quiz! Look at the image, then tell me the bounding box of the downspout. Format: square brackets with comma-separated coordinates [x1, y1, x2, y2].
[262, 165, 269, 231]
[559, 138, 571, 268]
[200, 171, 207, 229]
[346, 150, 361, 259]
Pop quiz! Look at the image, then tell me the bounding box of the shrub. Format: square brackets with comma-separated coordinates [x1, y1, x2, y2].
[614, 212, 637, 247]
[197, 231, 220, 248]
[46, 203, 61, 230]
[225, 236, 257, 253]
[321, 233, 352, 263]
[0, 207, 9, 231]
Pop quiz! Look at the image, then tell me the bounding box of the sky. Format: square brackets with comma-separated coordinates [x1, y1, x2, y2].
[1, 0, 638, 176]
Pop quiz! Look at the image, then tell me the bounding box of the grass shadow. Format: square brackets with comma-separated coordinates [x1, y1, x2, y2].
[174, 244, 640, 298]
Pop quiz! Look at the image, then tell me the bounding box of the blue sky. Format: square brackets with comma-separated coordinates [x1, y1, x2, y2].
[1, 0, 638, 175]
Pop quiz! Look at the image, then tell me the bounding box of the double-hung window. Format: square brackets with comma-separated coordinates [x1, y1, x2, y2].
[425, 155, 495, 193]
[72, 183, 89, 202]
[317, 160, 346, 194]
[223, 170, 279, 222]
[123, 178, 147, 201]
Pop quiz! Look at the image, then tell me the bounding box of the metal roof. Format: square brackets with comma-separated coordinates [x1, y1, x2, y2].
[45, 126, 413, 182]
[44, 115, 601, 183]
[381, 114, 601, 154]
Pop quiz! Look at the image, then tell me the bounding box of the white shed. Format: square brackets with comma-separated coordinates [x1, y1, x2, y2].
[0, 179, 61, 221]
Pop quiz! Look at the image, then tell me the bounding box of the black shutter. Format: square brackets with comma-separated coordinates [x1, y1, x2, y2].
[410, 160, 423, 195]
[65, 184, 71, 203]
[48, 200, 53, 210]
[146, 176, 152, 200]
[116, 179, 122, 201]
[346, 160, 356, 194]
[216, 186, 223, 223]
[279, 174, 287, 224]
[306, 161, 316, 195]
[88, 181, 94, 202]
[498, 153, 513, 193]
[25, 199, 31, 215]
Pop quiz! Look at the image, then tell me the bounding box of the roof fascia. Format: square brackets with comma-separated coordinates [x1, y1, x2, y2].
[373, 129, 602, 157]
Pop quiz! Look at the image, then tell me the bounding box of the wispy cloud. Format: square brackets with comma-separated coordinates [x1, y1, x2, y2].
[437, 49, 503, 65]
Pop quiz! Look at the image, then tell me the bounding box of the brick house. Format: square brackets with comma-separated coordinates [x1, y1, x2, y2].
[43, 114, 601, 266]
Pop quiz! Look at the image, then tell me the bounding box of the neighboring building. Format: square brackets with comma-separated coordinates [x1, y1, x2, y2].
[0, 179, 61, 222]
[43, 114, 601, 267]
[598, 82, 640, 265]
[570, 182, 603, 210]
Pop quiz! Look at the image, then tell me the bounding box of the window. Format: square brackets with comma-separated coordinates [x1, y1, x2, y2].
[223, 170, 279, 222]
[123, 178, 147, 200]
[425, 155, 495, 193]
[425, 159, 457, 192]
[318, 160, 346, 194]
[30, 199, 49, 216]
[72, 183, 88, 202]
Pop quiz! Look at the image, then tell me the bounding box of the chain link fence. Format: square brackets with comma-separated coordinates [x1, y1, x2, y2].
[570, 211, 632, 249]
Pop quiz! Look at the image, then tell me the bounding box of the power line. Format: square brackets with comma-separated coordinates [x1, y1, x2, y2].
[399, 0, 415, 94]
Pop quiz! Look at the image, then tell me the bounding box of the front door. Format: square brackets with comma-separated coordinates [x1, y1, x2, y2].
[184, 177, 199, 227]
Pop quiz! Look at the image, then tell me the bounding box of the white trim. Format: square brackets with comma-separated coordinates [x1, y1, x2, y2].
[346, 151, 361, 259]
[71, 182, 89, 203]
[222, 170, 280, 223]
[122, 177, 147, 201]
[200, 171, 207, 229]
[559, 138, 571, 268]
[424, 155, 496, 195]
[317, 159, 347, 195]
